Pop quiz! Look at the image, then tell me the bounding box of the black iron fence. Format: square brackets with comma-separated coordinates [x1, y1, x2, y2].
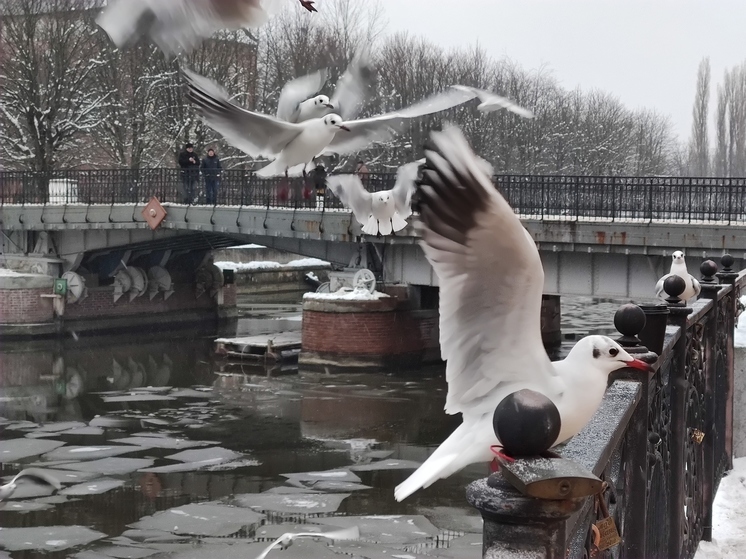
[468, 259, 742, 559]
[2, 170, 746, 223]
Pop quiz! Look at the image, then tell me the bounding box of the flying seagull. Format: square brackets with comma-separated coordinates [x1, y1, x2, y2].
[393, 125, 652, 502]
[97, 0, 317, 56]
[276, 50, 374, 124]
[182, 68, 477, 177]
[0, 469, 63, 502]
[655, 250, 702, 302]
[452, 85, 535, 118]
[327, 159, 424, 236]
[254, 526, 360, 559]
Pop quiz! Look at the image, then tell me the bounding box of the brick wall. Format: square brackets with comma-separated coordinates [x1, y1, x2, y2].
[0, 288, 54, 324]
[65, 284, 219, 319]
[302, 307, 439, 356]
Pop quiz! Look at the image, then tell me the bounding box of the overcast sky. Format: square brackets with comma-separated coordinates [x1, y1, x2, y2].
[375, 0, 743, 142]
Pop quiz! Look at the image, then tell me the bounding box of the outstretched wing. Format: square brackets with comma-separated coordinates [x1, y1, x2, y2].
[327, 175, 373, 225]
[276, 68, 329, 122]
[329, 49, 375, 121]
[391, 159, 423, 219]
[182, 68, 301, 158]
[15, 468, 63, 490]
[324, 86, 477, 155]
[452, 85, 535, 119]
[417, 126, 557, 417]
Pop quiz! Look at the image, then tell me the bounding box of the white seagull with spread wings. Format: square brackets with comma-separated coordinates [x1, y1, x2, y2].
[276, 50, 374, 124]
[393, 126, 652, 502]
[183, 68, 477, 177]
[97, 0, 317, 56]
[327, 160, 423, 236]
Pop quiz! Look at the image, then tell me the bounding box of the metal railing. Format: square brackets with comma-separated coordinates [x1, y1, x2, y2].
[468, 260, 742, 558]
[2, 170, 746, 224]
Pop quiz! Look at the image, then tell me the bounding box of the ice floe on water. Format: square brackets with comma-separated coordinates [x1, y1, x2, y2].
[234, 492, 350, 515]
[60, 478, 125, 496]
[109, 436, 216, 450]
[0, 526, 106, 551]
[55, 458, 155, 475]
[0, 438, 65, 462]
[43, 445, 148, 461]
[129, 503, 265, 537]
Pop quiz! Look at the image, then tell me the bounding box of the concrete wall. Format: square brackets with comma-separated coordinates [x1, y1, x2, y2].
[735, 346, 746, 458]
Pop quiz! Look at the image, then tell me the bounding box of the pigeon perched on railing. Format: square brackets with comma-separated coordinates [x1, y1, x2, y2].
[393, 125, 653, 502]
[655, 251, 702, 302]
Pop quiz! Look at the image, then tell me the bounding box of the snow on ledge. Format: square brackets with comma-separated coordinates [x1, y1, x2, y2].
[214, 258, 330, 272]
[0, 267, 46, 277]
[304, 287, 390, 301]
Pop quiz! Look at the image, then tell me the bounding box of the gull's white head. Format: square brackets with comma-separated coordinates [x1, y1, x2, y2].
[313, 94, 333, 109]
[323, 114, 350, 131]
[672, 251, 685, 264]
[566, 335, 653, 376]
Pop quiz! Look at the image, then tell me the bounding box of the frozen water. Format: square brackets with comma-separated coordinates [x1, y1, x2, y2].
[110, 437, 216, 450]
[139, 460, 228, 474]
[43, 445, 147, 461]
[166, 447, 242, 463]
[0, 500, 54, 512]
[119, 530, 192, 544]
[102, 394, 176, 403]
[204, 459, 261, 471]
[349, 459, 422, 472]
[0, 479, 56, 500]
[262, 486, 321, 495]
[129, 503, 265, 537]
[0, 526, 105, 551]
[59, 426, 106, 436]
[61, 478, 125, 496]
[89, 416, 139, 428]
[413, 533, 482, 558]
[1, 468, 98, 485]
[303, 481, 372, 492]
[56, 458, 155, 475]
[0, 438, 65, 462]
[25, 422, 87, 434]
[281, 469, 362, 484]
[89, 545, 159, 559]
[330, 540, 434, 559]
[234, 492, 350, 514]
[312, 515, 440, 546]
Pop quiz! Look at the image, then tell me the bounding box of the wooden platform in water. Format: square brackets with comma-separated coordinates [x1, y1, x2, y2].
[214, 331, 302, 362]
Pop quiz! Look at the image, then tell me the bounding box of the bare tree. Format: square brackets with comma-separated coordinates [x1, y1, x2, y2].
[0, 0, 111, 172]
[688, 58, 711, 176]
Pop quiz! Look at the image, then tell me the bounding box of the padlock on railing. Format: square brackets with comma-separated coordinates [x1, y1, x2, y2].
[589, 481, 622, 556]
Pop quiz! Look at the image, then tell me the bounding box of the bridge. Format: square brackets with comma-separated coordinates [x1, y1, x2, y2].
[2, 169, 746, 299]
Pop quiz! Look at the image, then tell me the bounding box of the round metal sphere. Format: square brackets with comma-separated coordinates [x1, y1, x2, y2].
[700, 259, 718, 278]
[722, 254, 735, 269]
[614, 303, 646, 337]
[663, 275, 686, 298]
[493, 390, 561, 457]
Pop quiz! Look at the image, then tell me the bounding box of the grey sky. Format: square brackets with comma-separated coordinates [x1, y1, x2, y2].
[375, 0, 743, 142]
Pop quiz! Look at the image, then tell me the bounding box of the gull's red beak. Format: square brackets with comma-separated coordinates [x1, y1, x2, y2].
[623, 358, 654, 373]
[338, 125, 351, 132]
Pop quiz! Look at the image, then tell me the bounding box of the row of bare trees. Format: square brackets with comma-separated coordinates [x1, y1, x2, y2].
[0, 0, 678, 175]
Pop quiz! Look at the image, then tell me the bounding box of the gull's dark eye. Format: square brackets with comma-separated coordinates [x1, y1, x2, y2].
[609, 348, 619, 357]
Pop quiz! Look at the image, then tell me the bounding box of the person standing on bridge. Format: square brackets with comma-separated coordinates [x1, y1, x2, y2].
[200, 147, 222, 205]
[178, 143, 200, 204]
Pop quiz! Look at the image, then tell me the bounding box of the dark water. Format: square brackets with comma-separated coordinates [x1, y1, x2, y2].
[0, 296, 626, 559]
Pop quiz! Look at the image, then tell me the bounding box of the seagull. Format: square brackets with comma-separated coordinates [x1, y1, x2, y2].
[183, 68, 477, 178]
[254, 526, 360, 559]
[655, 251, 702, 302]
[452, 85, 535, 118]
[276, 50, 374, 124]
[392, 126, 653, 502]
[0, 468, 63, 502]
[327, 159, 424, 236]
[97, 0, 317, 56]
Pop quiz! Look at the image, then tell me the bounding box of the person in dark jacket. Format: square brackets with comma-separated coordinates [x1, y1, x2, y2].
[309, 164, 327, 210]
[178, 143, 200, 204]
[200, 148, 222, 205]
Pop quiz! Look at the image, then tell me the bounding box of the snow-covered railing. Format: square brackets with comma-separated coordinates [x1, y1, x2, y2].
[467, 256, 743, 559]
[3, 170, 746, 224]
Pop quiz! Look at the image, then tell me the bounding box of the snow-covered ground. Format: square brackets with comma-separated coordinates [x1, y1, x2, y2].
[214, 258, 330, 272]
[303, 287, 390, 301]
[695, 457, 746, 558]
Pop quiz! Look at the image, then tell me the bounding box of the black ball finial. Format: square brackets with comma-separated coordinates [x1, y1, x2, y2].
[721, 254, 735, 272]
[614, 303, 646, 337]
[700, 260, 718, 283]
[663, 275, 686, 302]
[493, 390, 561, 457]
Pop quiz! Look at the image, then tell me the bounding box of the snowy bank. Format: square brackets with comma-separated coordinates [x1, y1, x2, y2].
[214, 258, 330, 272]
[695, 457, 746, 558]
[230, 243, 266, 249]
[304, 287, 390, 301]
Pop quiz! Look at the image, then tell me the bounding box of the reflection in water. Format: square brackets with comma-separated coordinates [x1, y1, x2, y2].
[0, 297, 624, 559]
